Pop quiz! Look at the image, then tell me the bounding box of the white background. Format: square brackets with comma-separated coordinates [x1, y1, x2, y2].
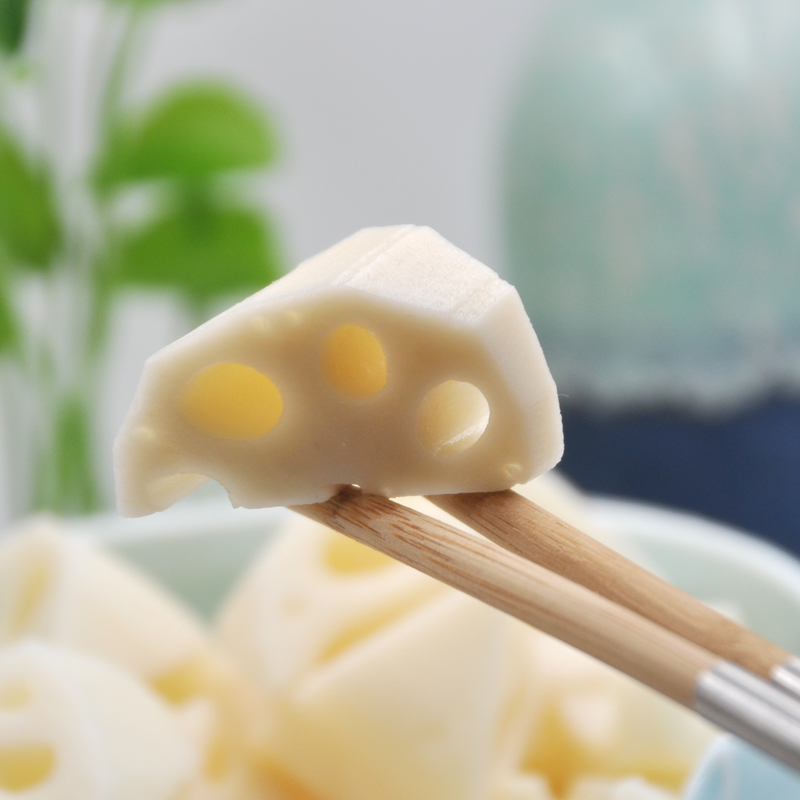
[2, 0, 547, 517]
[134, 0, 543, 267]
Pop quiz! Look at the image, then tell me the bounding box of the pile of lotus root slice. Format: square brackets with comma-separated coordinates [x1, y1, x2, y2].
[0, 472, 716, 800]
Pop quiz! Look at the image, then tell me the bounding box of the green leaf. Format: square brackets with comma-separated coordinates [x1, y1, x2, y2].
[0, 0, 30, 53]
[114, 204, 282, 304]
[96, 82, 278, 188]
[0, 129, 61, 268]
[0, 269, 17, 354]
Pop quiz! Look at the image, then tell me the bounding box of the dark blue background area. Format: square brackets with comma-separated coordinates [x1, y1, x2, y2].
[558, 398, 800, 556]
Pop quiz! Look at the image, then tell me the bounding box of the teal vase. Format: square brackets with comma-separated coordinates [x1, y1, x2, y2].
[505, 0, 800, 411]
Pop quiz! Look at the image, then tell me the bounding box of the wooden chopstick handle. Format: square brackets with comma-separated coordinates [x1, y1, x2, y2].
[428, 490, 790, 679]
[291, 490, 718, 708]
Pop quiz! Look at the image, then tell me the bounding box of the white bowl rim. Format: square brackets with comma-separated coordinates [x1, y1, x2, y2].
[586, 495, 800, 604]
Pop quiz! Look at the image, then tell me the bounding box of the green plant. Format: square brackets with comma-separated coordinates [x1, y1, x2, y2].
[0, 0, 283, 515]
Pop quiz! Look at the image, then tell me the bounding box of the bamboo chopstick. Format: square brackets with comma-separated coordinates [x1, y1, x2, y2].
[293, 488, 715, 706]
[290, 488, 800, 773]
[427, 490, 800, 690]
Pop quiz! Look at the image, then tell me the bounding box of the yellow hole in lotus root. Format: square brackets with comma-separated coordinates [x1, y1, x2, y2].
[322, 325, 387, 398]
[151, 658, 215, 706]
[325, 533, 395, 574]
[416, 380, 490, 456]
[181, 363, 283, 439]
[0, 744, 55, 791]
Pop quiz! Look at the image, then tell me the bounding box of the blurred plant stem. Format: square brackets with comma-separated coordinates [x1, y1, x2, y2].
[0, 0, 282, 517]
[23, 7, 134, 515]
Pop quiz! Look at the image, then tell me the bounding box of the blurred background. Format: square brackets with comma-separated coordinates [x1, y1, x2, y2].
[0, 0, 798, 554]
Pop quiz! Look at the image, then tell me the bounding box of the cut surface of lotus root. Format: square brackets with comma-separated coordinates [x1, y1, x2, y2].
[115, 225, 563, 516]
